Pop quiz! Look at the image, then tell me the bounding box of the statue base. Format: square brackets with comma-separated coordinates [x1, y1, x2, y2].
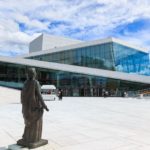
[17, 139, 48, 149]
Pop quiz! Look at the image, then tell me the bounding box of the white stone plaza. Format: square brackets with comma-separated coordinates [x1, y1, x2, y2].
[0, 86, 150, 150]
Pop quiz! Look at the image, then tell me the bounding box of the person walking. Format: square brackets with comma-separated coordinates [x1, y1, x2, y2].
[58, 89, 63, 100]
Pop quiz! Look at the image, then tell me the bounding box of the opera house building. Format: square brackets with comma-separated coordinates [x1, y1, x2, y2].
[0, 34, 150, 96]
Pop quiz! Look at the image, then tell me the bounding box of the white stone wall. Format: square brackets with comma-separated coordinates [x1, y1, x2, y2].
[29, 34, 43, 53]
[29, 34, 82, 53]
[42, 34, 82, 51]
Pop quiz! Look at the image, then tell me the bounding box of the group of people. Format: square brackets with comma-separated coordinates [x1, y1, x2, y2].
[102, 89, 109, 97]
[102, 89, 128, 98]
[121, 91, 128, 97]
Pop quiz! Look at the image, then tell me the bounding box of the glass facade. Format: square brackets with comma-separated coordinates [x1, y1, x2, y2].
[113, 43, 150, 76]
[0, 62, 149, 97]
[0, 40, 150, 96]
[27, 42, 150, 76]
[28, 43, 115, 71]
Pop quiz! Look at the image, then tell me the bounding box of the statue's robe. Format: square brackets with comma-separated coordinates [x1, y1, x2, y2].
[21, 79, 44, 143]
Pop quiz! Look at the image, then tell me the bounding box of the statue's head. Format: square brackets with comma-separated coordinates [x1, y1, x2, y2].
[27, 68, 36, 80]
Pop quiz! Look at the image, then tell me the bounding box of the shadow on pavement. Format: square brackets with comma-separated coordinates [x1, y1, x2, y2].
[0, 147, 7, 150]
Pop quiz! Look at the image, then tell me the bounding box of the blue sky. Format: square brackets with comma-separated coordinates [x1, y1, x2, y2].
[0, 0, 150, 56]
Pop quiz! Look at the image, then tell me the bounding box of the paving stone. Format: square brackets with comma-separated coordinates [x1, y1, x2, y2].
[1, 87, 150, 150]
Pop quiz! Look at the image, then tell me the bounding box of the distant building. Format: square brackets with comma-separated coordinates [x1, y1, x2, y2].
[0, 34, 150, 96]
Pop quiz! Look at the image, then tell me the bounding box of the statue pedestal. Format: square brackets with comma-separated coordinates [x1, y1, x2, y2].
[17, 139, 48, 149]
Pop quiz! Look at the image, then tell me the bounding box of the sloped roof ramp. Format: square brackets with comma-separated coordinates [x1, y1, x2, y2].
[0, 56, 150, 84]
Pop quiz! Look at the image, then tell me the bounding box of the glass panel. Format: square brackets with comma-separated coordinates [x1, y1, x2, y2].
[113, 43, 150, 75]
[0, 62, 150, 96]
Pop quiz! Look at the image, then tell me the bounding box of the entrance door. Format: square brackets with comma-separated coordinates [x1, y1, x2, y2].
[93, 88, 102, 96]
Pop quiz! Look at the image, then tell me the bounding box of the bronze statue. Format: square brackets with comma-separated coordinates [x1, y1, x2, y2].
[17, 68, 49, 149]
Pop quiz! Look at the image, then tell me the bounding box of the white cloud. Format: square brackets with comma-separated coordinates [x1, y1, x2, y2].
[116, 27, 150, 51]
[0, 0, 150, 56]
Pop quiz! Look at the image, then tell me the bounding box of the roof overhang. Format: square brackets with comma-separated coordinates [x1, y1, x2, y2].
[0, 56, 150, 84]
[20, 37, 148, 58]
